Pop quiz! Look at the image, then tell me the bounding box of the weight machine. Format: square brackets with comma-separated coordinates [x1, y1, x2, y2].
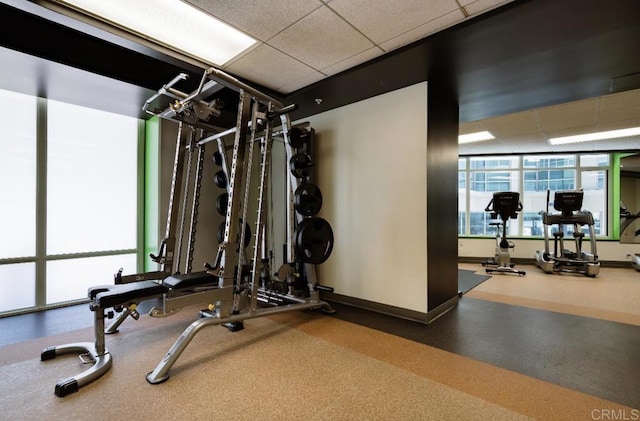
[482, 191, 526, 276]
[41, 67, 335, 397]
[534, 190, 600, 276]
[620, 202, 640, 271]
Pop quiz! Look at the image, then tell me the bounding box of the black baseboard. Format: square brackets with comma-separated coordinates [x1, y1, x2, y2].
[320, 292, 428, 324]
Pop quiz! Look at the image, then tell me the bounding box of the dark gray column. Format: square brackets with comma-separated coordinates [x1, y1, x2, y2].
[426, 85, 459, 322]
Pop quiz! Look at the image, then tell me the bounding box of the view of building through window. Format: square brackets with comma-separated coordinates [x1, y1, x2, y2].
[458, 154, 609, 237]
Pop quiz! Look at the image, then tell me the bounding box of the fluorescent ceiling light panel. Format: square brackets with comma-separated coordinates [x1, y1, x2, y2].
[458, 131, 495, 144]
[548, 127, 640, 145]
[59, 0, 256, 65]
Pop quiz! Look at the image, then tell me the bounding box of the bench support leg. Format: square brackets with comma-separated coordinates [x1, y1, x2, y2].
[41, 307, 113, 397]
[146, 300, 332, 384]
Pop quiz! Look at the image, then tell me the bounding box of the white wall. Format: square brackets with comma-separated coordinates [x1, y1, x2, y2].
[299, 82, 428, 312]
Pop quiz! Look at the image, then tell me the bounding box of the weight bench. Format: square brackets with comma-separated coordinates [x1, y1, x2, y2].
[41, 271, 222, 397]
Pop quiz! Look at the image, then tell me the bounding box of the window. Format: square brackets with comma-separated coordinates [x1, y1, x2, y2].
[47, 100, 138, 255]
[459, 153, 610, 238]
[458, 159, 466, 235]
[0, 88, 142, 315]
[0, 90, 37, 259]
[465, 157, 520, 236]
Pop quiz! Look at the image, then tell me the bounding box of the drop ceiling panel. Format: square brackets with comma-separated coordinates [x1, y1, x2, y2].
[535, 99, 598, 132]
[460, 88, 640, 155]
[322, 46, 383, 76]
[459, 139, 509, 155]
[278, 69, 327, 93]
[328, 0, 459, 44]
[459, 120, 488, 135]
[224, 43, 321, 92]
[598, 89, 640, 111]
[268, 6, 374, 70]
[184, 0, 322, 42]
[481, 110, 539, 137]
[380, 10, 465, 53]
[597, 105, 640, 124]
[595, 118, 640, 133]
[463, 0, 514, 16]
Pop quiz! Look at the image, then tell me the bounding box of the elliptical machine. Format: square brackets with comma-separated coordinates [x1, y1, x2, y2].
[482, 191, 526, 276]
[534, 190, 600, 277]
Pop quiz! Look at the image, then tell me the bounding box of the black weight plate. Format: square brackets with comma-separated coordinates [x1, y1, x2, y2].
[212, 151, 223, 166]
[289, 152, 313, 179]
[294, 183, 323, 216]
[214, 170, 227, 188]
[217, 219, 251, 248]
[216, 193, 228, 216]
[294, 217, 334, 264]
[288, 126, 309, 149]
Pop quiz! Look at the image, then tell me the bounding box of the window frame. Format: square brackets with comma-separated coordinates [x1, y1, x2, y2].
[458, 153, 612, 239]
[0, 92, 145, 316]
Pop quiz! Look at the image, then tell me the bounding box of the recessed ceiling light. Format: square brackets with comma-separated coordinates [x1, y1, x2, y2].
[58, 0, 257, 66]
[458, 131, 495, 144]
[548, 127, 640, 145]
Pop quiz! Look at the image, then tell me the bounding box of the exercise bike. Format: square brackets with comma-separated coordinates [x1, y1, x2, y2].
[482, 191, 526, 276]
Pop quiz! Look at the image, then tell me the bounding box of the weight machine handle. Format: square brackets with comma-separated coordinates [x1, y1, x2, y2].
[142, 73, 189, 115]
[267, 104, 298, 120]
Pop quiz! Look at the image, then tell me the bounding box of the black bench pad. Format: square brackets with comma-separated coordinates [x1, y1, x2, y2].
[162, 271, 218, 289]
[94, 281, 168, 308]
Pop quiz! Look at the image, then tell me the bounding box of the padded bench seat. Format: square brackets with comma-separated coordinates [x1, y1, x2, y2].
[91, 281, 168, 309]
[162, 271, 218, 289]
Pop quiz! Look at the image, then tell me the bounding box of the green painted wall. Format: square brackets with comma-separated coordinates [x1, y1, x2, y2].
[144, 117, 160, 272]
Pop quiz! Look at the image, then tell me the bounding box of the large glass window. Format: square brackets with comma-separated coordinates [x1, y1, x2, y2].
[0, 90, 37, 259]
[459, 153, 610, 238]
[0, 263, 36, 312]
[458, 166, 466, 235]
[466, 157, 521, 236]
[47, 254, 137, 304]
[0, 89, 142, 316]
[47, 100, 138, 255]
